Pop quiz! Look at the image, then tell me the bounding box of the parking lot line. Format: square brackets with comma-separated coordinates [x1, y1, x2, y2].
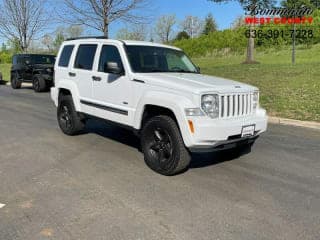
[0, 203, 6, 209]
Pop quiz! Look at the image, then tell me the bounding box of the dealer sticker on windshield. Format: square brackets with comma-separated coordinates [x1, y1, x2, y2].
[241, 125, 255, 138]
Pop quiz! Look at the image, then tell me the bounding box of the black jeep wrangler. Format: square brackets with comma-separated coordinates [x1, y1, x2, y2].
[11, 54, 55, 92]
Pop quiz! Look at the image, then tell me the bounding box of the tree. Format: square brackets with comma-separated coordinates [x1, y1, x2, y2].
[0, 0, 47, 53]
[282, 0, 319, 9]
[180, 16, 204, 38]
[202, 13, 218, 35]
[175, 31, 190, 41]
[42, 34, 53, 51]
[53, 29, 65, 52]
[231, 16, 245, 29]
[61, 0, 149, 38]
[208, 0, 276, 63]
[155, 15, 176, 43]
[116, 25, 147, 40]
[1, 43, 7, 52]
[66, 25, 84, 39]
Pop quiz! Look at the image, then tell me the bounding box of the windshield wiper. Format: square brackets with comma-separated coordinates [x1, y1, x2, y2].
[170, 69, 198, 74]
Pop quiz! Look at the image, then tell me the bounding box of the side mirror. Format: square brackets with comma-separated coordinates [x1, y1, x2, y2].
[105, 62, 124, 75]
[196, 66, 201, 73]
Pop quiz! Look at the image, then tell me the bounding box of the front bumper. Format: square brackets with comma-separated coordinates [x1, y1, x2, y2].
[184, 108, 268, 152]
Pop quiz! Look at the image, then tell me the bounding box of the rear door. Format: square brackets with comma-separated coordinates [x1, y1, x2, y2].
[72, 44, 98, 101]
[55, 44, 75, 88]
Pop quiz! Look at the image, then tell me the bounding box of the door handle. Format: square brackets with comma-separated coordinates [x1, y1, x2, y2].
[92, 76, 102, 81]
[69, 72, 76, 77]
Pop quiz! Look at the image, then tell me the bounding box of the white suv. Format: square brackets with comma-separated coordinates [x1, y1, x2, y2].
[51, 37, 268, 175]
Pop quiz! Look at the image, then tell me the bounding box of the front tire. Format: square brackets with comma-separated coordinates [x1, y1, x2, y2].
[33, 75, 46, 92]
[11, 73, 22, 89]
[57, 95, 85, 136]
[141, 115, 191, 176]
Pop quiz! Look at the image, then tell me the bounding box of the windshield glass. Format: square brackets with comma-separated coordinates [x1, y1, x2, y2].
[126, 46, 198, 73]
[32, 55, 55, 65]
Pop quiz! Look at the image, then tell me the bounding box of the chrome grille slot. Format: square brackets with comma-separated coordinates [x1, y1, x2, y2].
[219, 92, 253, 119]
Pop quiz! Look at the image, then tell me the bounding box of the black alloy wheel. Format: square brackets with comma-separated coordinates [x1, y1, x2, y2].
[141, 115, 191, 176]
[59, 105, 73, 132]
[11, 73, 22, 89]
[147, 128, 174, 170]
[33, 77, 40, 92]
[57, 95, 85, 135]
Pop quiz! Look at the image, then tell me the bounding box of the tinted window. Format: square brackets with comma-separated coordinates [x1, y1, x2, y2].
[59, 45, 74, 67]
[98, 45, 123, 73]
[32, 55, 55, 65]
[74, 44, 97, 70]
[12, 56, 17, 65]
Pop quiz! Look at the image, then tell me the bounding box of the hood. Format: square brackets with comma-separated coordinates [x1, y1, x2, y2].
[133, 73, 257, 94]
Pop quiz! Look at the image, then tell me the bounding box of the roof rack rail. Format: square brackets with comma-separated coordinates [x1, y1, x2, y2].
[65, 36, 109, 41]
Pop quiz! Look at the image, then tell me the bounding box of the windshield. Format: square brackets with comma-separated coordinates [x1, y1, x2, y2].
[32, 55, 55, 65]
[126, 46, 198, 73]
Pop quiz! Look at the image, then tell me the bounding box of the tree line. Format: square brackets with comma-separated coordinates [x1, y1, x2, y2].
[0, 0, 319, 64]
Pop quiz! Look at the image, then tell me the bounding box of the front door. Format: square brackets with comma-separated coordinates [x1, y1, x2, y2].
[91, 44, 131, 125]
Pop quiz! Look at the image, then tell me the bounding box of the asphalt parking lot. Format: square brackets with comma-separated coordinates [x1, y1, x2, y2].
[0, 85, 320, 240]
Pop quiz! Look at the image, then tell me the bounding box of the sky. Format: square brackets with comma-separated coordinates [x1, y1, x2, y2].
[0, 0, 246, 46]
[109, 0, 245, 37]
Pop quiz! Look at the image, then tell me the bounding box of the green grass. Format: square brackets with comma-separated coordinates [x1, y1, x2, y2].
[193, 45, 320, 122]
[0, 64, 11, 81]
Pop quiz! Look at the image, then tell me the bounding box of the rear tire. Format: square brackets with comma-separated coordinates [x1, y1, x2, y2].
[11, 73, 22, 89]
[57, 95, 85, 136]
[33, 75, 46, 92]
[141, 115, 191, 176]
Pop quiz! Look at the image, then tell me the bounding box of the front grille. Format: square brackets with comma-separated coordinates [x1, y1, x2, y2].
[219, 93, 254, 118]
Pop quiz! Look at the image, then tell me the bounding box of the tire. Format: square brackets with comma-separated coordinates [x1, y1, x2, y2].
[57, 95, 85, 136]
[11, 73, 22, 89]
[141, 115, 191, 176]
[33, 75, 47, 92]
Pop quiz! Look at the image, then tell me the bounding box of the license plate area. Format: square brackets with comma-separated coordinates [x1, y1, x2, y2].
[241, 125, 255, 138]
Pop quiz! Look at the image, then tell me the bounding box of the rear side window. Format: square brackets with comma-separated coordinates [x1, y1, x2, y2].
[98, 45, 123, 73]
[12, 56, 17, 65]
[74, 44, 97, 70]
[58, 45, 74, 67]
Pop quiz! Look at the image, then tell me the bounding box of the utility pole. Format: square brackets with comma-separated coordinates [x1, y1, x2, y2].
[292, 23, 296, 64]
[292, 2, 297, 65]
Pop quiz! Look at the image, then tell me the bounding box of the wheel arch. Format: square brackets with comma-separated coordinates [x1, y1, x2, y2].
[134, 91, 196, 147]
[56, 83, 81, 111]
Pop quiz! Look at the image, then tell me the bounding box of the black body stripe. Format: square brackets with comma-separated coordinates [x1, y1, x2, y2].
[80, 100, 128, 115]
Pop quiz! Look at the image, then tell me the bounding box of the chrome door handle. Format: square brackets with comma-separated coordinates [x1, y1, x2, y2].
[92, 76, 102, 81]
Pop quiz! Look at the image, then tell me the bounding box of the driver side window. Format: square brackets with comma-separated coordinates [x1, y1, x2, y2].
[98, 45, 123, 73]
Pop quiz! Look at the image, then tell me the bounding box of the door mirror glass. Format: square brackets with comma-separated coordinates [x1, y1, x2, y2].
[105, 62, 124, 75]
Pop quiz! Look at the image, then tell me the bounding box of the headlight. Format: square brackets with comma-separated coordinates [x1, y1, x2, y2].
[201, 94, 219, 118]
[253, 91, 259, 111]
[46, 68, 53, 73]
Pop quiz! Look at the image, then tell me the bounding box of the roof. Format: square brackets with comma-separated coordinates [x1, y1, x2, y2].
[121, 40, 181, 51]
[65, 37, 181, 51]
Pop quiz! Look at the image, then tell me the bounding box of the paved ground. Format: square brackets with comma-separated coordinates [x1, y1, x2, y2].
[0, 85, 320, 240]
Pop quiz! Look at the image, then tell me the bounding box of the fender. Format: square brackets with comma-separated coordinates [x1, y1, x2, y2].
[133, 91, 196, 147]
[56, 81, 82, 111]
